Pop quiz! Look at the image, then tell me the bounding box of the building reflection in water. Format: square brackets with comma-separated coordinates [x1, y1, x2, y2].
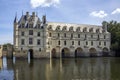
[3, 57, 120, 80]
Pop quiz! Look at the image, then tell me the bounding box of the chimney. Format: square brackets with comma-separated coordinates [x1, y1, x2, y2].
[32, 12, 35, 17]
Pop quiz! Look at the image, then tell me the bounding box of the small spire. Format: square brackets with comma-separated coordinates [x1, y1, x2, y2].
[22, 10, 23, 16]
[14, 12, 17, 23]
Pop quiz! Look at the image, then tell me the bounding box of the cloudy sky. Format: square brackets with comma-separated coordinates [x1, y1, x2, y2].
[0, 0, 120, 44]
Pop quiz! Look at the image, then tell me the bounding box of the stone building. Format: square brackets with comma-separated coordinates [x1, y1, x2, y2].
[13, 12, 111, 59]
[0, 44, 13, 58]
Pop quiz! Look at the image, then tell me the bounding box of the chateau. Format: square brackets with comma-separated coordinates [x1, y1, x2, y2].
[13, 12, 111, 58]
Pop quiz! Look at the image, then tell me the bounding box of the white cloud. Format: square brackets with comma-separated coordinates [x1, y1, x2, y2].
[111, 8, 120, 15]
[30, 0, 60, 8]
[90, 10, 108, 18]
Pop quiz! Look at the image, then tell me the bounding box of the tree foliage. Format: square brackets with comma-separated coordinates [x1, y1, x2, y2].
[102, 20, 120, 52]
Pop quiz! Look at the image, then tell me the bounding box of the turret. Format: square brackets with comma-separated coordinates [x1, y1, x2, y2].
[14, 13, 18, 24]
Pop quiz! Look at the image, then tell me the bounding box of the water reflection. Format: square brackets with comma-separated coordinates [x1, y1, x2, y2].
[0, 57, 120, 80]
[0, 57, 14, 80]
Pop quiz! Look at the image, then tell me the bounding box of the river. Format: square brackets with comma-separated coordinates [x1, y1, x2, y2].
[0, 57, 120, 80]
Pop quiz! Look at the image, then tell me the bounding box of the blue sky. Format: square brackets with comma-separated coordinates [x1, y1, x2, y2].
[0, 0, 120, 44]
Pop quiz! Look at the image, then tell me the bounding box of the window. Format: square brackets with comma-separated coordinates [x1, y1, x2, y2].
[58, 41, 60, 45]
[98, 35, 100, 39]
[29, 30, 33, 35]
[49, 33, 52, 37]
[21, 39, 25, 45]
[29, 38, 33, 44]
[39, 48, 41, 51]
[86, 41, 88, 45]
[71, 34, 73, 38]
[78, 34, 80, 38]
[37, 39, 40, 45]
[22, 24, 24, 28]
[64, 33, 66, 37]
[21, 31, 24, 36]
[91, 41, 93, 46]
[78, 41, 80, 45]
[91, 35, 93, 38]
[85, 34, 87, 39]
[37, 32, 40, 36]
[64, 41, 66, 45]
[58, 33, 60, 37]
[104, 42, 106, 46]
[104, 35, 106, 39]
[72, 41, 74, 45]
[99, 41, 101, 45]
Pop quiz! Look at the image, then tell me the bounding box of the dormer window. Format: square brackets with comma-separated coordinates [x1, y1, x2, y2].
[38, 24, 40, 28]
[29, 24, 33, 28]
[56, 25, 60, 31]
[48, 25, 52, 30]
[83, 27, 87, 32]
[96, 29, 100, 33]
[62, 26, 67, 31]
[76, 27, 80, 32]
[89, 28, 93, 32]
[22, 23, 24, 28]
[69, 26, 73, 31]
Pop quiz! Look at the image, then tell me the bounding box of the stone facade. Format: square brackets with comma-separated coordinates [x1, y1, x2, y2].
[13, 12, 111, 58]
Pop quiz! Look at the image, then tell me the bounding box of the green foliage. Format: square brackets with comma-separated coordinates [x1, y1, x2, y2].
[102, 20, 120, 51]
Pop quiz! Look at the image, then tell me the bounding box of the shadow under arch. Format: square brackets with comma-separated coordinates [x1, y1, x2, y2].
[102, 47, 109, 56]
[89, 48, 97, 57]
[51, 48, 57, 58]
[75, 47, 83, 57]
[61, 47, 70, 58]
[28, 49, 34, 59]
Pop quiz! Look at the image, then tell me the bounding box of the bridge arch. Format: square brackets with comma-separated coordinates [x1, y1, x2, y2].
[61, 47, 70, 58]
[75, 47, 83, 57]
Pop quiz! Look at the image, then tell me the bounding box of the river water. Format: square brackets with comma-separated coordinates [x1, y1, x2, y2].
[0, 57, 120, 80]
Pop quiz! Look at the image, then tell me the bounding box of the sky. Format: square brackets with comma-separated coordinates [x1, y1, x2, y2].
[0, 0, 120, 44]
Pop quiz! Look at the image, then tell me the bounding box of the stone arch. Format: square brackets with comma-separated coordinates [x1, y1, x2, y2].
[28, 49, 33, 59]
[89, 48, 97, 57]
[51, 48, 57, 58]
[75, 47, 83, 57]
[102, 47, 109, 56]
[61, 47, 70, 58]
